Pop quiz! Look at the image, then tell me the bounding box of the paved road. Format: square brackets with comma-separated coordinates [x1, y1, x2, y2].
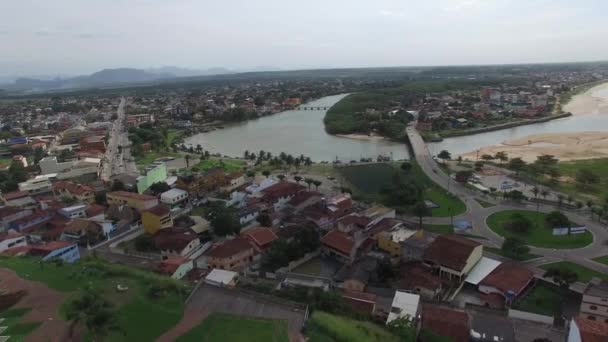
[406, 126, 608, 275]
[101, 97, 138, 181]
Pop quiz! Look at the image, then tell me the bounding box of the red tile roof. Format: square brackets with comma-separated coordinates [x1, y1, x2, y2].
[399, 263, 443, 291]
[479, 263, 534, 297]
[287, 191, 322, 206]
[206, 238, 253, 259]
[53, 180, 94, 195]
[575, 317, 608, 342]
[108, 191, 157, 201]
[3, 191, 30, 201]
[261, 182, 305, 202]
[242, 227, 278, 248]
[342, 290, 377, 314]
[86, 204, 106, 218]
[30, 241, 74, 253]
[367, 218, 402, 237]
[338, 214, 371, 227]
[422, 305, 470, 342]
[320, 230, 355, 256]
[144, 204, 171, 217]
[158, 255, 189, 275]
[0, 206, 26, 219]
[153, 228, 198, 252]
[424, 234, 481, 272]
[0, 231, 23, 243]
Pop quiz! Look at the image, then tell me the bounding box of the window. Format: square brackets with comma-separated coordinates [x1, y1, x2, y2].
[590, 305, 598, 310]
[588, 316, 596, 320]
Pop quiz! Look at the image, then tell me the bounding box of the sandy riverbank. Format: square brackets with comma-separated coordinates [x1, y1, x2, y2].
[461, 131, 608, 162]
[460, 82, 608, 162]
[564, 81, 608, 116]
[335, 133, 387, 142]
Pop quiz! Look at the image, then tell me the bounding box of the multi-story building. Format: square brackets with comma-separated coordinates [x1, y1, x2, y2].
[18, 177, 52, 195]
[580, 279, 608, 322]
[0, 232, 27, 252]
[423, 234, 483, 282]
[53, 181, 95, 203]
[160, 188, 188, 206]
[142, 204, 173, 234]
[106, 191, 159, 211]
[137, 162, 167, 194]
[176, 168, 226, 197]
[206, 238, 255, 271]
[0, 207, 33, 230]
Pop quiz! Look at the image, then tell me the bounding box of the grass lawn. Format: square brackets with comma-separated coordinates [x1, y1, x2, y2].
[485, 247, 540, 261]
[337, 163, 396, 194]
[592, 255, 608, 265]
[291, 258, 321, 276]
[424, 187, 466, 217]
[0, 256, 190, 341]
[554, 158, 608, 202]
[486, 210, 593, 249]
[540, 261, 608, 283]
[513, 282, 561, 316]
[306, 311, 399, 342]
[0, 157, 12, 169]
[0, 307, 41, 340]
[191, 158, 246, 173]
[135, 151, 181, 166]
[176, 312, 288, 342]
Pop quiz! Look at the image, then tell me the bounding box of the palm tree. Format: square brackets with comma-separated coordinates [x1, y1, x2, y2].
[556, 194, 565, 208]
[244, 150, 250, 159]
[277, 174, 286, 182]
[412, 202, 431, 230]
[540, 189, 550, 201]
[304, 178, 314, 190]
[195, 144, 202, 154]
[184, 154, 191, 168]
[262, 170, 271, 178]
[313, 180, 322, 190]
[294, 176, 302, 184]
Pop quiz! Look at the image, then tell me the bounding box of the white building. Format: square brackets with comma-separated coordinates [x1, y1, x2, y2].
[205, 269, 239, 287]
[160, 188, 189, 205]
[18, 178, 52, 195]
[386, 291, 420, 325]
[39, 156, 101, 180]
[58, 205, 88, 219]
[0, 232, 27, 252]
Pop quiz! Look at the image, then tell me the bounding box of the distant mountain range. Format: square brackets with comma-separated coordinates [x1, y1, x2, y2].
[2, 66, 236, 91]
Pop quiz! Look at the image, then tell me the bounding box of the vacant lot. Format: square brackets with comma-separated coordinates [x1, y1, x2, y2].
[306, 311, 399, 342]
[541, 261, 608, 283]
[176, 312, 288, 342]
[0, 256, 189, 341]
[486, 210, 592, 249]
[337, 163, 396, 194]
[555, 158, 608, 201]
[512, 282, 561, 316]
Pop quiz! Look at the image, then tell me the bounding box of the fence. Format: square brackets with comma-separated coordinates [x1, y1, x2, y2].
[275, 250, 320, 274]
[508, 309, 554, 325]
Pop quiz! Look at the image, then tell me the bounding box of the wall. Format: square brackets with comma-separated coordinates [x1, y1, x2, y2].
[0, 236, 27, 252]
[172, 260, 194, 279]
[43, 244, 80, 263]
[137, 163, 168, 194]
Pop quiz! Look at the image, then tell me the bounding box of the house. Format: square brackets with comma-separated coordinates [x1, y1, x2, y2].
[9, 210, 53, 232]
[237, 206, 261, 226]
[53, 180, 95, 203]
[342, 291, 377, 315]
[336, 215, 371, 234]
[86, 204, 106, 220]
[423, 234, 483, 282]
[401, 231, 436, 262]
[153, 227, 200, 257]
[137, 162, 167, 194]
[241, 227, 278, 252]
[62, 219, 104, 245]
[398, 262, 443, 300]
[326, 193, 353, 216]
[107, 191, 159, 211]
[376, 225, 417, 258]
[386, 291, 420, 324]
[58, 204, 88, 219]
[12, 155, 28, 167]
[286, 191, 323, 213]
[176, 168, 226, 197]
[221, 172, 245, 193]
[205, 269, 239, 288]
[18, 177, 52, 195]
[421, 305, 470, 342]
[2, 191, 37, 208]
[580, 279, 608, 321]
[478, 262, 534, 304]
[320, 230, 357, 264]
[568, 317, 608, 342]
[0, 232, 27, 253]
[0, 207, 33, 230]
[260, 181, 306, 211]
[206, 238, 255, 271]
[29, 241, 80, 263]
[160, 188, 188, 206]
[157, 255, 193, 280]
[361, 205, 395, 228]
[334, 256, 378, 292]
[142, 204, 173, 234]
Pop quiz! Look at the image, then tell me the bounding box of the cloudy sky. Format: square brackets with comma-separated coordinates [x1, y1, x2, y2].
[1, 0, 607, 76]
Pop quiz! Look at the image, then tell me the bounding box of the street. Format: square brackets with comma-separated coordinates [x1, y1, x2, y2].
[101, 97, 138, 181]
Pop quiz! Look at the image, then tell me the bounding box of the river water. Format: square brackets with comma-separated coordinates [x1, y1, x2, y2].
[184, 94, 410, 162]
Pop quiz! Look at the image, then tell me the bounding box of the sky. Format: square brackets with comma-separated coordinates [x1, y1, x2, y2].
[1, 0, 607, 77]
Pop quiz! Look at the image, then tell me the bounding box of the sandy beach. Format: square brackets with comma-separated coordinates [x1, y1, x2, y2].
[461, 81, 608, 162]
[336, 133, 387, 142]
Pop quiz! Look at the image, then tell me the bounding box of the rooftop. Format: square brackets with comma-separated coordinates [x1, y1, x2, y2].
[422, 305, 469, 342]
[479, 262, 534, 295]
[465, 256, 502, 286]
[241, 227, 278, 247]
[153, 227, 198, 252]
[108, 191, 157, 202]
[424, 234, 481, 272]
[387, 291, 420, 324]
[206, 238, 253, 259]
[320, 230, 355, 256]
[205, 268, 238, 286]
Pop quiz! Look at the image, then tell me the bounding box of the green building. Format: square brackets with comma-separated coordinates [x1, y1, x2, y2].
[137, 162, 167, 193]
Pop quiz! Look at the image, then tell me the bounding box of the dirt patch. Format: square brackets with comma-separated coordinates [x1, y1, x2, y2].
[0, 268, 75, 342]
[156, 306, 208, 342]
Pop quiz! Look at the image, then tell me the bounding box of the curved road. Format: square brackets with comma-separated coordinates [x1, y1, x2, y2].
[406, 126, 608, 275]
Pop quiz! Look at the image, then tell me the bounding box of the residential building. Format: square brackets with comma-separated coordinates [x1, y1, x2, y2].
[221, 172, 245, 193]
[320, 230, 357, 264]
[205, 269, 239, 288]
[39, 156, 101, 180]
[423, 234, 483, 282]
[421, 305, 470, 342]
[398, 262, 443, 300]
[241, 227, 278, 252]
[362, 205, 395, 228]
[237, 207, 260, 226]
[386, 291, 420, 324]
[260, 181, 306, 211]
[9, 210, 53, 232]
[189, 216, 210, 234]
[580, 279, 608, 321]
[0, 207, 33, 230]
[137, 162, 167, 194]
[39, 156, 73, 174]
[377, 226, 418, 258]
[157, 255, 193, 280]
[206, 238, 255, 271]
[53, 181, 95, 203]
[334, 256, 377, 292]
[478, 262, 534, 304]
[142, 204, 173, 234]
[153, 227, 199, 257]
[62, 219, 104, 245]
[568, 317, 608, 342]
[0, 232, 27, 252]
[176, 168, 226, 197]
[58, 204, 88, 219]
[18, 177, 52, 195]
[12, 155, 28, 167]
[401, 231, 436, 261]
[160, 188, 188, 206]
[1, 191, 36, 208]
[29, 241, 80, 263]
[106, 191, 159, 211]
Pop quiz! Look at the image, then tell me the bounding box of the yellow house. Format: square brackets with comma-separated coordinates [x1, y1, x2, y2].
[142, 204, 173, 234]
[378, 228, 419, 258]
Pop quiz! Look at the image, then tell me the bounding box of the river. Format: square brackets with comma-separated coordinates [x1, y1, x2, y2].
[184, 94, 410, 162]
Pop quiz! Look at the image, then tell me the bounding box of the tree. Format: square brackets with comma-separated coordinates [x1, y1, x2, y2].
[507, 157, 527, 175]
[494, 151, 508, 164]
[8, 160, 27, 183]
[575, 169, 600, 190]
[304, 178, 314, 190]
[184, 154, 191, 168]
[480, 154, 495, 161]
[95, 193, 106, 205]
[386, 316, 417, 341]
[437, 150, 451, 162]
[312, 180, 322, 190]
[111, 180, 125, 191]
[246, 171, 256, 178]
[540, 189, 550, 201]
[195, 144, 203, 154]
[505, 190, 526, 202]
[501, 237, 530, 260]
[556, 194, 565, 208]
[149, 181, 171, 195]
[412, 202, 431, 229]
[256, 213, 272, 227]
[543, 267, 578, 319]
[504, 213, 532, 233]
[33, 147, 45, 165]
[262, 170, 271, 178]
[65, 286, 122, 340]
[277, 174, 286, 182]
[134, 234, 156, 252]
[546, 211, 570, 228]
[400, 162, 412, 173]
[294, 176, 302, 184]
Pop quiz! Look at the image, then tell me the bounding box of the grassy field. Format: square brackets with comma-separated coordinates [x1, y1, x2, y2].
[540, 261, 608, 283]
[0, 256, 189, 341]
[337, 162, 466, 217]
[291, 258, 322, 276]
[0, 157, 12, 169]
[513, 282, 561, 316]
[306, 311, 399, 342]
[553, 158, 608, 201]
[592, 255, 608, 265]
[0, 307, 42, 340]
[485, 247, 540, 261]
[486, 210, 592, 249]
[423, 224, 453, 234]
[191, 158, 246, 173]
[176, 313, 288, 342]
[135, 151, 181, 166]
